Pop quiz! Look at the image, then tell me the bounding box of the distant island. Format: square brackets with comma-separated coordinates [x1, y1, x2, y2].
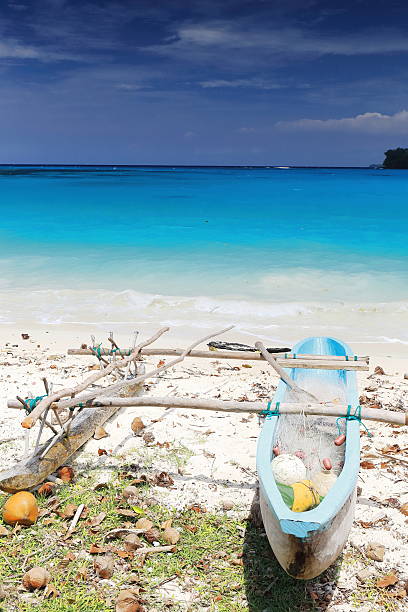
[383, 147, 408, 169]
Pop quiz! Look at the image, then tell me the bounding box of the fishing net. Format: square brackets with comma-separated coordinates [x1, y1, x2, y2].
[272, 370, 347, 509]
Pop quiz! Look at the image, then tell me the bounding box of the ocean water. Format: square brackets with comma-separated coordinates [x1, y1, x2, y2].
[1, 165, 407, 346]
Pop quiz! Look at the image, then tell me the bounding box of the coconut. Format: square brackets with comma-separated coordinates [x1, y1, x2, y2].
[271, 454, 307, 486]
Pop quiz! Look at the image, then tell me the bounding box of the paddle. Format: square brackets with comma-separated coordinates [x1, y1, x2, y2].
[255, 341, 319, 403]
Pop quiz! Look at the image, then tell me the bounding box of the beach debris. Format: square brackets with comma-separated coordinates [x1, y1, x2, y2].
[57, 466, 75, 483]
[122, 486, 140, 501]
[271, 454, 307, 486]
[399, 503, 408, 516]
[273, 446, 281, 456]
[131, 417, 145, 434]
[124, 533, 143, 551]
[116, 589, 144, 612]
[65, 503, 86, 538]
[93, 426, 108, 440]
[221, 499, 234, 511]
[374, 366, 385, 375]
[376, 573, 398, 588]
[404, 373, 408, 380]
[94, 554, 114, 579]
[38, 482, 56, 497]
[144, 527, 161, 543]
[142, 431, 155, 444]
[152, 471, 174, 488]
[365, 542, 385, 562]
[162, 527, 180, 544]
[356, 567, 376, 583]
[2, 491, 38, 526]
[135, 518, 153, 530]
[360, 460, 376, 469]
[21, 333, 29, 340]
[22, 567, 51, 590]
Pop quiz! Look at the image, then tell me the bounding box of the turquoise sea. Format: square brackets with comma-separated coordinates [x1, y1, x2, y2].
[1, 165, 407, 346]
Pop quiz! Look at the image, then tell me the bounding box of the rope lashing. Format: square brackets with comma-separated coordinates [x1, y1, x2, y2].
[91, 344, 132, 358]
[260, 401, 281, 419]
[91, 343, 103, 359]
[336, 404, 372, 437]
[24, 395, 47, 414]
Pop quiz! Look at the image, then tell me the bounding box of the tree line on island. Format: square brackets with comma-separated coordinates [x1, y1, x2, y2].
[382, 148, 408, 169]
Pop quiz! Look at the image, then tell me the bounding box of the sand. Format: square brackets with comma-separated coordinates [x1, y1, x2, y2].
[0, 323, 407, 610]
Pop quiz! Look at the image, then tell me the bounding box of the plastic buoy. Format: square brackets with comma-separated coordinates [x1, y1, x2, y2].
[334, 434, 346, 446]
[322, 457, 332, 470]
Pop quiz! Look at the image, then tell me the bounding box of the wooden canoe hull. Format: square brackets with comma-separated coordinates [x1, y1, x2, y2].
[260, 486, 356, 579]
[257, 336, 361, 580]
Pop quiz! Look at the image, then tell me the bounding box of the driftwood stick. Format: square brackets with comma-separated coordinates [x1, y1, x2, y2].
[134, 545, 175, 555]
[105, 528, 147, 539]
[42, 378, 49, 395]
[21, 327, 170, 429]
[125, 331, 138, 379]
[57, 395, 408, 426]
[255, 341, 319, 403]
[109, 334, 124, 359]
[65, 503, 85, 537]
[67, 347, 369, 366]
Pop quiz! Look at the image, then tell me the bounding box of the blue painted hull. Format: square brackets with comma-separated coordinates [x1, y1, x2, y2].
[256, 337, 360, 579]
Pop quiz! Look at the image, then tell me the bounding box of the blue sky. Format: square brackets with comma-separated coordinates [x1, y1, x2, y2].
[1, 0, 408, 165]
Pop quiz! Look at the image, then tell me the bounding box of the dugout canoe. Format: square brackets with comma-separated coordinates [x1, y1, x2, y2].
[256, 336, 360, 579]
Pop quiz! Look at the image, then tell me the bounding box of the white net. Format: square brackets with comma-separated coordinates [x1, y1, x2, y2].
[273, 375, 347, 479]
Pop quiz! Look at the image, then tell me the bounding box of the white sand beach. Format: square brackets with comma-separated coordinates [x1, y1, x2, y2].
[0, 324, 407, 610]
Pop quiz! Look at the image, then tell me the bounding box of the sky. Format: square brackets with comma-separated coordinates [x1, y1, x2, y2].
[1, 0, 408, 165]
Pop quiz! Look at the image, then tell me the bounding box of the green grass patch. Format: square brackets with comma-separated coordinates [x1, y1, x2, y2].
[0, 473, 392, 611]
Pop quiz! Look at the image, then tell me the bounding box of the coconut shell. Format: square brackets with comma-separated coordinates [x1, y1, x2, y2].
[22, 567, 51, 590]
[3, 491, 39, 526]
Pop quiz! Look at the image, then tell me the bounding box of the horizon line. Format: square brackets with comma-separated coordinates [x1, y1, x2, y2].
[0, 163, 380, 169]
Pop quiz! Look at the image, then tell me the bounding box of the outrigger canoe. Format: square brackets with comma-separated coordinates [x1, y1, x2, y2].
[257, 336, 360, 579]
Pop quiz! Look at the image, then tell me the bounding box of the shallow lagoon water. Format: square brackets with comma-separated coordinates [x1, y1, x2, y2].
[1, 165, 407, 346]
